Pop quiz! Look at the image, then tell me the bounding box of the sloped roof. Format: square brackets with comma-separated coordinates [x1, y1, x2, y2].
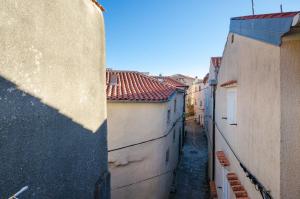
[232, 12, 299, 20]
[211, 57, 222, 68]
[152, 76, 189, 88]
[91, 0, 105, 12]
[106, 70, 176, 102]
[230, 11, 300, 46]
[203, 73, 209, 84]
[171, 74, 195, 81]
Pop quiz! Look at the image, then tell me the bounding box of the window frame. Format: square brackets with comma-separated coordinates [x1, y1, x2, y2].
[226, 88, 237, 125]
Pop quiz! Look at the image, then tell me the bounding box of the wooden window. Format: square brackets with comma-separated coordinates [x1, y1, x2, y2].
[174, 99, 177, 113]
[166, 149, 169, 163]
[227, 88, 237, 125]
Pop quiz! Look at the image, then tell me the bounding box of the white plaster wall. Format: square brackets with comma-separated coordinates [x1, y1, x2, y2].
[108, 92, 184, 199]
[0, 1, 108, 198]
[280, 39, 300, 199]
[215, 33, 281, 199]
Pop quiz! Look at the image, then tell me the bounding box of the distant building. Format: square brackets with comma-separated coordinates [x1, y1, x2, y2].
[153, 75, 189, 91]
[107, 70, 185, 199]
[207, 11, 300, 199]
[0, 1, 109, 198]
[192, 78, 205, 126]
[170, 74, 195, 87]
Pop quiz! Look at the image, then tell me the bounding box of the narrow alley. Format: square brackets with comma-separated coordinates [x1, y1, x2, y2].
[170, 119, 209, 199]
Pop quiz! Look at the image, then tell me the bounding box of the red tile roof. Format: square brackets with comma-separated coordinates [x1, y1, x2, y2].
[203, 73, 209, 84]
[106, 70, 176, 102]
[91, 0, 105, 12]
[220, 80, 238, 87]
[232, 11, 299, 20]
[216, 151, 230, 167]
[152, 76, 189, 88]
[211, 57, 222, 68]
[209, 181, 218, 198]
[227, 173, 249, 199]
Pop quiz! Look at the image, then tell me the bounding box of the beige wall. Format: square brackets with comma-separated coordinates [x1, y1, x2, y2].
[108, 92, 184, 199]
[280, 39, 300, 199]
[0, 0, 106, 132]
[0, 1, 109, 198]
[214, 33, 281, 199]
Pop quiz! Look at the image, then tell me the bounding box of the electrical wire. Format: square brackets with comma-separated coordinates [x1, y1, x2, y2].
[108, 114, 184, 152]
[112, 170, 173, 191]
[205, 115, 273, 199]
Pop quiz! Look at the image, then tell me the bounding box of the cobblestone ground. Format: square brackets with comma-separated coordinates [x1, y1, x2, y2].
[169, 119, 209, 199]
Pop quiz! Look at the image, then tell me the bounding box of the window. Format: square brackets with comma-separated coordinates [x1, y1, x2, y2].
[165, 149, 169, 163]
[110, 74, 118, 86]
[174, 99, 177, 113]
[173, 130, 176, 142]
[167, 109, 171, 123]
[227, 88, 237, 125]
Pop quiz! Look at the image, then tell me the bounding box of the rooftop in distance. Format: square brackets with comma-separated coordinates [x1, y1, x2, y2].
[106, 70, 176, 102]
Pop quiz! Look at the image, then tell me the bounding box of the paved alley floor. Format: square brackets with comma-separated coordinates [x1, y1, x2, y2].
[169, 119, 209, 199]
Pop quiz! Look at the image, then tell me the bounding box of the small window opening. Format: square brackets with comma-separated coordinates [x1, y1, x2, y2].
[110, 74, 118, 86]
[166, 149, 169, 163]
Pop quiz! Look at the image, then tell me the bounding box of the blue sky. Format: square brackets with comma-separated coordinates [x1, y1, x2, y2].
[100, 0, 300, 78]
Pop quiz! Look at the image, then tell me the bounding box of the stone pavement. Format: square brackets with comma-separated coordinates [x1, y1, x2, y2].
[169, 120, 209, 199]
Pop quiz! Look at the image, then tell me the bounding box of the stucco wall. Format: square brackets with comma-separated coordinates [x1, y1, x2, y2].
[108, 92, 184, 199]
[280, 39, 300, 199]
[215, 33, 281, 199]
[0, 1, 109, 198]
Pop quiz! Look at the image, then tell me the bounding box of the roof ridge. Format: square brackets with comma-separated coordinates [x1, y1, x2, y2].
[106, 70, 176, 102]
[90, 0, 105, 12]
[232, 11, 300, 20]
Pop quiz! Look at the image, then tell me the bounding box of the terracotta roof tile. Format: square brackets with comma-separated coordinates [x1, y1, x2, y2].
[203, 73, 209, 84]
[106, 70, 176, 102]
[209, 181, 218, 198]
[227, 173, 249, 199]
[220, 80, 238, 88]
[216, 151, 230, 167]
[232, 11, 299, 20]
[152, 76, 189, 88]
[91, 0, 105, 12]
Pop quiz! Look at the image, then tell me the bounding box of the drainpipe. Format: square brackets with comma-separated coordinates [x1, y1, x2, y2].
[209, 68, 219, 181]
[212, 84, 216, 181]
[182, 89, 187, 143]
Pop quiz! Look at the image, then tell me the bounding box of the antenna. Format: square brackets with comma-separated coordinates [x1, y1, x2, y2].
[251, 0, 255, 15]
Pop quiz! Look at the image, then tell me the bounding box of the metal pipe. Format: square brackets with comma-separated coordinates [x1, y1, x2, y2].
[212, 85, 216, 180]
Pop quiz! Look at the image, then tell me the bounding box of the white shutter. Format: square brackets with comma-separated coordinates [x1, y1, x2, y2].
[227, 89, 237, 124]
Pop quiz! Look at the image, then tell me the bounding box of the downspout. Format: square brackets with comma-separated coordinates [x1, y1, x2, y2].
[212, 84, 216, 180]
[183, 89, 187, 142]
[210, 67, 219, 181]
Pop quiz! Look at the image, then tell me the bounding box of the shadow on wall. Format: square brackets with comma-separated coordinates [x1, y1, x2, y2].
[0, 76, 109, 199]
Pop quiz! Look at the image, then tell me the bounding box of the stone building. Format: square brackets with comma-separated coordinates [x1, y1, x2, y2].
[0, 1, 109, 198]
[107, 70, 185, 199]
